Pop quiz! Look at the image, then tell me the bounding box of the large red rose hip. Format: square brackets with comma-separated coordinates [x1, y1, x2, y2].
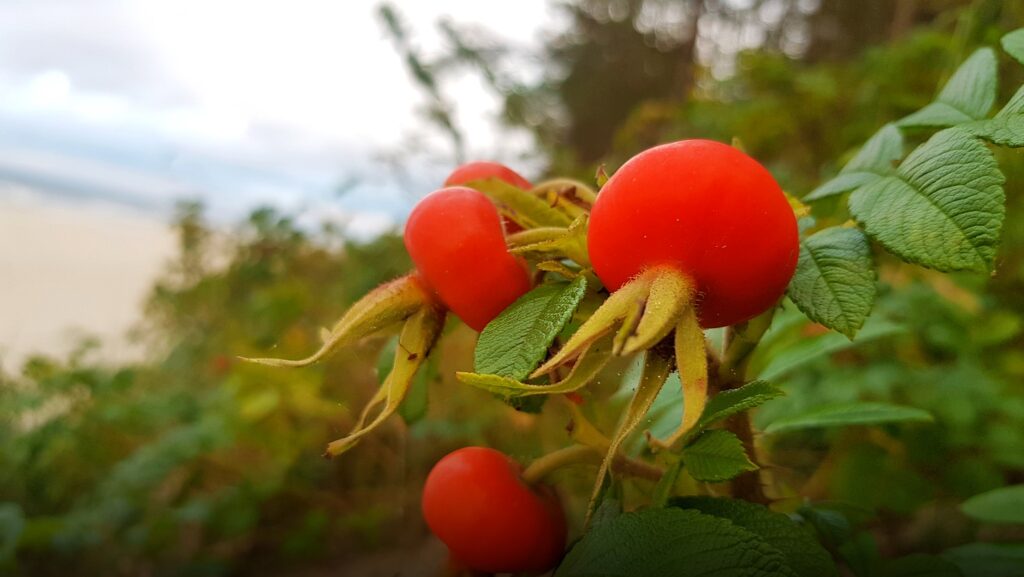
[422, 447, 566, 573]
[588, 139, 799, 328]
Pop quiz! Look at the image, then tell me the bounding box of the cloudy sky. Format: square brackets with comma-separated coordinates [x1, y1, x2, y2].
[0, 0, 553, 363]
[0, 0, 553, 232]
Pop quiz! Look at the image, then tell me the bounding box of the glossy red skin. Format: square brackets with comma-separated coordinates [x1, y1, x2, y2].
[445, 161, 533, 234]
[445, 161, 533, 190]
[588, 140, 798, 328]
[404, 187, 532, 332]
[422, 447, 566, 573]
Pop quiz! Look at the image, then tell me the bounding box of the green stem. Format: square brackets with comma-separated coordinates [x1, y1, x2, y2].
[521, 445, 594, 484]
[718, 305, 776, 387]
[651, 459, 684, 507]
[521, 444, 663, 485]
[715, 304, 779, 503]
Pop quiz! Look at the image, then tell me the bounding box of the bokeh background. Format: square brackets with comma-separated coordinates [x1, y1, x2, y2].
[1, 1, 1023, 575]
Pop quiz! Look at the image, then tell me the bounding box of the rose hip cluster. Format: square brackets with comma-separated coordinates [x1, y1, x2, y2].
[243, 142, 799, 573]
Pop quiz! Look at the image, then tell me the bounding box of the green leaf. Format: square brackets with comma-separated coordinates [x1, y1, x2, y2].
[805, 172, 881, 201]
[458, 333, 613, 399]
[849, 128, 1005, 272]
[670, 497, 839, 577]
[961, 85, 1024, 146]
[806, 124, 903, 201]
[589, 497, 623, 530]
[997, 85, 1024, 117]
[475, 276, 587, 380]
[898, 48, 997, 127]
[839, 533, 881, 577]
[555, 508, 797, 577]
[844, 123, 904, 173]
[876, 554, 964, 577]
[698, 380, 784, 429]
[504, 394, 546, 413]
[787, 227, 875, 338]
[960, 485, 1024, 524]
[943, 543, 1024, 577]
[797, 506, 852, 548]
[898, 102, 977, 128]
[754, 317, 903, 381]
[682, 430, 757, 483]
[963, 115, 1024, 147]
[1002, 28, 1024, 65]
[763, 402, 933, 435]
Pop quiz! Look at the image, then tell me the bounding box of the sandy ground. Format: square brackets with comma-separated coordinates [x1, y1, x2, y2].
[0, 187, 177, 369]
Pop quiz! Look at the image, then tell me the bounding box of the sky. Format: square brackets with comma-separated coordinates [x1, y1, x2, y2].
[0, 0, 553, 234]
[0, 0, 554, 364]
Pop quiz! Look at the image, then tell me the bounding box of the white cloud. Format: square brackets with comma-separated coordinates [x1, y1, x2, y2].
[0, 0, 551, 224]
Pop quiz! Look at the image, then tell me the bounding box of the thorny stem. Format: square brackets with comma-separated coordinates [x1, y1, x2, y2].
[715, 305, 779, 504]
[724, 411, 768, 504]
[521, 444, 664, 486]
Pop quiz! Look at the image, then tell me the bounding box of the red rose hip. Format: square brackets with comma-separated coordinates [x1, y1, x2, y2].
[445, 161, 532, 190]
[422, 447, 566, 573]
[445, 161, 533, 234]
[404, 187, 532, 331]
[588, 139, 799, 328]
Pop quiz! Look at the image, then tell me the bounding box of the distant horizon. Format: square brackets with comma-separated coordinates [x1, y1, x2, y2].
[0, 0, 552, 364]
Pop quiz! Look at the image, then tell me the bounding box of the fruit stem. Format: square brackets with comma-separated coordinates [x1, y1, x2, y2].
[715, 303, 778, 504]
[718, 305, 776, 386]
[521, 444, 663, 485]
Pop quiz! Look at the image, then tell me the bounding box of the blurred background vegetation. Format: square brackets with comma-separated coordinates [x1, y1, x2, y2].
[2, 0, 1023, 575]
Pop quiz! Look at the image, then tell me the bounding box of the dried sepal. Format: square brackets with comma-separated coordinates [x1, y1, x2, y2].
[240, 273, 433, 368]
[621, 267, 693, 355]
[585, 350, 672, 525]
[531, 271, 653, 377]
[324, 302, 446, 457]
[648, 307, 709, 451]
[465, 177, 573, 229]
[533, 266, 696, 377]
[508, 215, 590, 267]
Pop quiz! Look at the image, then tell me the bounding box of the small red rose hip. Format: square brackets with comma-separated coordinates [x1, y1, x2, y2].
[404, 187, 532, 331]
[422, 447, 567, 574]
[445, 161, 533, 190]
[588, 139, 799, 328]
[445, 161, 533, 234]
